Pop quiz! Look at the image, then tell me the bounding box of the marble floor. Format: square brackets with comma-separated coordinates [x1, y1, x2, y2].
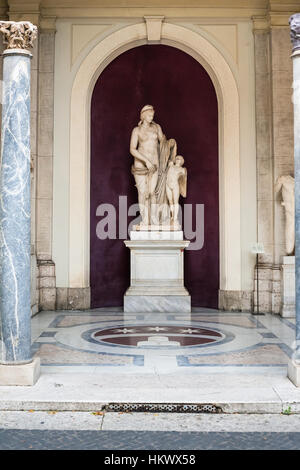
[31, 308, 296, 375]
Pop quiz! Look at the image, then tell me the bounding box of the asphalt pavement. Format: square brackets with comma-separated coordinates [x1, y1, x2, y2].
[1, 429, 300, 450]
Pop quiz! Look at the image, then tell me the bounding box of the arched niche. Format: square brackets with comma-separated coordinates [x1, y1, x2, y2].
[69, 22, 241, 300]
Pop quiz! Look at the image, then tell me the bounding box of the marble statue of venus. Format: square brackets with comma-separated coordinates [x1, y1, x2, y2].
[130, 105, 186, 228]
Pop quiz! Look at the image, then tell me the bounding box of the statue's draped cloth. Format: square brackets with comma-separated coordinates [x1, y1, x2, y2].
[155, 136, 177, 222]
[131, 133, 177, 224]
[131, 127, 177, 224]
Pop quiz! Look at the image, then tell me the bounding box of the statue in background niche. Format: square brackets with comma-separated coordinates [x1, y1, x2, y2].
[130, 105, 187, 229]
[275, 175, 295, 255]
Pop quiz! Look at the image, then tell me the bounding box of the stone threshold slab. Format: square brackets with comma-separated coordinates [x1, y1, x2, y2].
[0, 372, 299, 414]
[0, 399, 287, 414]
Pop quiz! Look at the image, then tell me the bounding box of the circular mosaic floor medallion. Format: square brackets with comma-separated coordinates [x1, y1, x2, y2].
[91, 325, 225, 348]
[53, 319, 264, 358]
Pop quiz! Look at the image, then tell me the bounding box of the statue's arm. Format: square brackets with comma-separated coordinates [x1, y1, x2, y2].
[179, 168, 187, 198]
[130, 128, 154, 169]
[156, 124, 164, 143]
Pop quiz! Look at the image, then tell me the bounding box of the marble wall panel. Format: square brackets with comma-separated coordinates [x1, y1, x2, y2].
[256, 279, 272, 291]
[274, 160, 294, 182]
[272, 280, 281, 293]
[271, 28, 293, 72]
[271, 27, 294, 266]
[56, 288, 68, 310]
[272, 291, 281, 314]
[273, 114, 294, 148]
[257, 200, 274, 245]
[255, 72, 272, 117]
[38, 33, 55, 73]
[256, 117, 272, 159]
[39, 276, 56, 288]
[254, 31, 270, 75]
[259, 244, 273, 264]
[36, 198, 52, 259]
[218, 290, 252, 312]
[274, 204, 286, 243]
[35, 31, 56, 310]
[273, 131, 294, 160]
[38, 72, 54, 111]
[31, 39, 38, 71]
[37, 113, 54, 158]
[272, 87, 293, 116]
[30, 111, 37, 157]
[39, 287, 56, 311]
[272, 69, 294, 89]
[254, 26, 295, 312]
[31, 254, 38, 315]
[254, 31, 274, 274]
[67, 288, 91, 310]
[257, 159, 273, 200]
[30, 67, 38, 114]
[37, 156, 53, 199]
[253, 266, 272, 280]
[253, 289, 272, 312]
[38, 262, 55, 278]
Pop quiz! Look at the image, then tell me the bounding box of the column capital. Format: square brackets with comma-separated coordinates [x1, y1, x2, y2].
[252, 15, 271, 34]
[290, 14, 300, 53]
[0, 21, 37, 51]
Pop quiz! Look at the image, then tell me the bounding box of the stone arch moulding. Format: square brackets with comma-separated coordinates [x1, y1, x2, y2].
[69, 21, 241, 297]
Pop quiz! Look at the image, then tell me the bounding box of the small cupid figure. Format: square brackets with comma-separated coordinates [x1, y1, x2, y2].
[166, 155, 187, 229]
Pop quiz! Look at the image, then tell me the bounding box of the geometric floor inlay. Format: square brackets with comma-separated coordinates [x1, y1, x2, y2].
[31, 310, 296, 370]
[92, 325, 224, 347]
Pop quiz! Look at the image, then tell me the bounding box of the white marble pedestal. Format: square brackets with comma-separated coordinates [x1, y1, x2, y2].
[124, 231, 191, 313]
[288, 359, 300, 387]
[0, 358, 40, 386]
[281, 256, 295, 318]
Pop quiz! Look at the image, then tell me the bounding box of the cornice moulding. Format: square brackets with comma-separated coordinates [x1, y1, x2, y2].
[8, 0, 40, 24]
[269, 0, 300, 12]
[8, 13, 40, 23]
[270, 11, 298, 26]
[40, 0, 268, 8]
[39, 8, 268, 20]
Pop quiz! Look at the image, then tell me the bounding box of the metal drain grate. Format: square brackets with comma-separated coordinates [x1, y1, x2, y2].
[106, 403, 222, 413]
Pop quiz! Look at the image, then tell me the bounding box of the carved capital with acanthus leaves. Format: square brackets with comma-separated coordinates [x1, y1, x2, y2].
[0, 21, 37, 51]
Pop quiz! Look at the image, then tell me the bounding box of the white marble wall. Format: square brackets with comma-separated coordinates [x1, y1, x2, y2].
[255, 30, 274, 265]
[36, 32, 55, 260]
[272, 28, 294, 266]
[36, 31, 56, 310]
[281, 256, 295, 317]
[254, 25, 295, 314]
[0, 8, 293, 315]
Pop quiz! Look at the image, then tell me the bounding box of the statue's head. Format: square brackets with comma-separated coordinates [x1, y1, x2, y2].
[140, 105, 155, 124]
[175, 155, 184, 166]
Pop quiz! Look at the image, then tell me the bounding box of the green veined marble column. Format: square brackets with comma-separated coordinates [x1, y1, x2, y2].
[0, 21, 40, 385]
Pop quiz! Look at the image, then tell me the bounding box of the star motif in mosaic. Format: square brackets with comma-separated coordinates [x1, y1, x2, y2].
[147, 326, 167, 332]
[115, 328, 136, 334]
[180, 329, 201, 334]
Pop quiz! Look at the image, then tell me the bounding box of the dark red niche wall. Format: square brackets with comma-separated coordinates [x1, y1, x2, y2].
[90, 44, 219, 308]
